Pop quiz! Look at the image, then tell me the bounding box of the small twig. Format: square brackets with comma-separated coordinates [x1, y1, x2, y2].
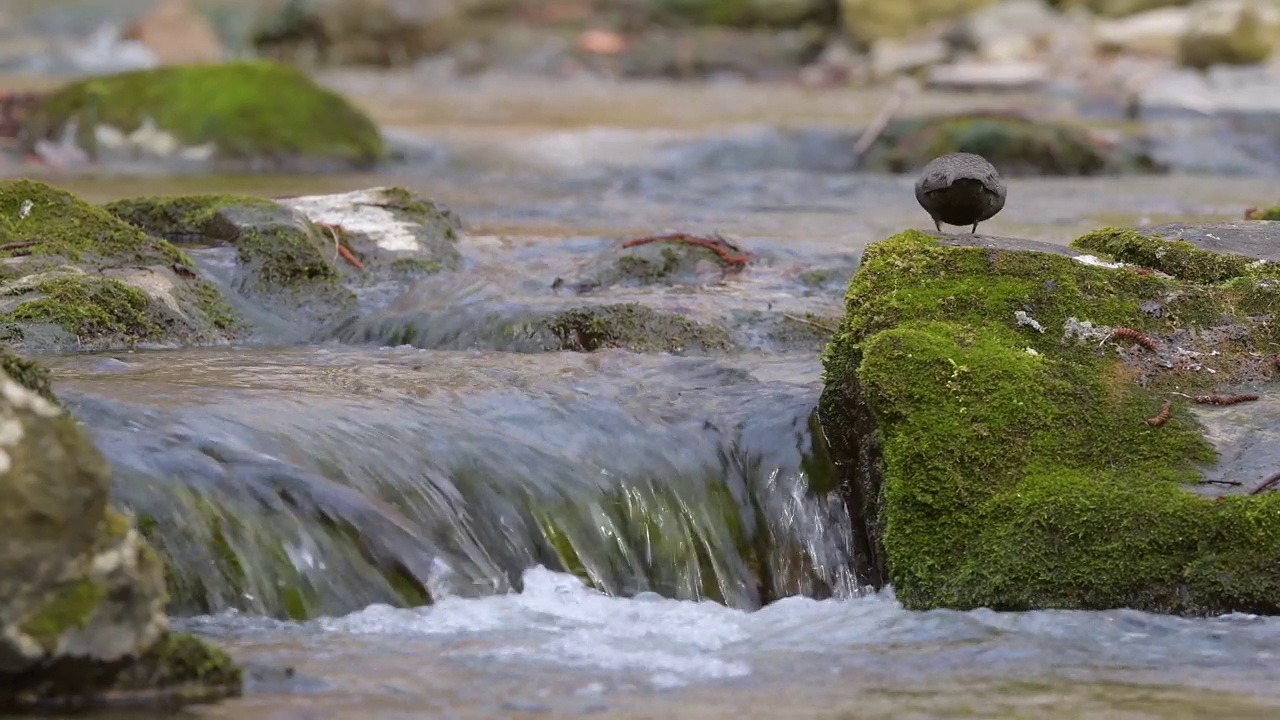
[851, 78, 916, 167]
[782, 313, 839, 334]
[621, 232, 750, 266]
[1193, 394, 1259, 406]
[1249, 471, 1280, 496]
[318, 222, 364, 271]
[0, 240, 39, 252]
[1198, 479, 1243, 487]
[1110, 327, 1158, 352]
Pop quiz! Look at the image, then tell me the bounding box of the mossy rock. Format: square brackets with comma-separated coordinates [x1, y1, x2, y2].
[862, 114, 1155, 177]
[818, 228, 1280, 614]
[0, 180, 239, 352]
[570, 234, 748, 291]
[0, 345, 56, 403]
[1250, 206, 1280, 220]
[839, 0, 996, 44]
[19, 61, 385, 172]
[105, 193, 357, 333]
[543, 304, 736, 353]
[1178, 3, 1277, 71]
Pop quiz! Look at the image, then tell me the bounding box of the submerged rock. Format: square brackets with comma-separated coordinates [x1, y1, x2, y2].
[0, 180, 239, 353]
[570, 232, 749, 292]
[862, 113, 1160, 176]
[819, 225, 1280, 614]
[0, 366, 241, 710]
[104, 187, 462, 338]
[18, 61, 385, 173]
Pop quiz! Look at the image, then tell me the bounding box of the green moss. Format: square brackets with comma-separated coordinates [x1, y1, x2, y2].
[0, 180, 188, 273]
[104, 193, 277, 241]
[20, 579, 107, 650]
[372, 187, 462, 239]
[0, 345, 57, 403]
[236, 226, 337, 287]
[388, 257, 443, 275]
[2, 276, 167, 342]
[23, 62, 385, 167]
[819, 229, 1280, 613]
[192, 282, 239, 331]
[546, 303, 735, 353]
[1250, 206, 1280, 221]
[1070, 227, 1268, 283]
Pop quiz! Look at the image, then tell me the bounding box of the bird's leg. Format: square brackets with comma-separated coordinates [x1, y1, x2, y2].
[970, 223, 978, 234]
[933, 218, 942, 233]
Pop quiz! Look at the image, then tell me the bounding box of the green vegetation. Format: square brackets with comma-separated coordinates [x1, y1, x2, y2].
[819, 229, 1280, 613]
[545, 304, 736, 353]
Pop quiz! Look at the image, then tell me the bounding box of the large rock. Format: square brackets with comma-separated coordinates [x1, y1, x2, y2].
[819, 224, 1280, 613]
[1176, 0, 1278, 69]
[104, 187, 463, 339]
[0, 365, 241, 710]
[0, 180, 239, 353]
[18, 61, 385, 173]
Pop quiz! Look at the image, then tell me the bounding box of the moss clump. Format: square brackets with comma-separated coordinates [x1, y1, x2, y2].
[1250, 206, 1280, 220]
[545, 304, 735, 354]
[818, 229, 1280, 614]
[0, 180, 189, 273]
[21, 61, 385, 169]
[105, 193, 276, 242]
[1071, 227, 1268, 283]
[19, 580, 107, 651]
[0, 345, 57, 402]
[112, 632, 243, 697]
[1, 276, 168, 342]
[865, 115, 1126, 177]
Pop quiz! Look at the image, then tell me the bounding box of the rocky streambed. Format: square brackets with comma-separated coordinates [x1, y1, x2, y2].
[2, 143, 1280, 716]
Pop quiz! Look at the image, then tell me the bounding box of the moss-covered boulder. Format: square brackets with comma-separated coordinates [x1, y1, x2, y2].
[0, 180, 239, 352]
[0, 345, 56, 404]
[1177, 0, 1278, 70]
[0, 367, 241, 710]
[569, 233, 749, 292]
[19, 62, 384, 172]
[252, 0, 467, 68]
[819, 226, 1280, 614]
[1248, 205, 1280, 220]
[861, 114, 1159, 176]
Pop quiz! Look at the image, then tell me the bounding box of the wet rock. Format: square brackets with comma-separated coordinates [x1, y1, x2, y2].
[338, 296, 737, 354]
[0, 367, 241, 710]
[1176, 0, 1278, 70]
[861, 113, 1155, 176]
[838, 0, 997, 45]
[121, 0, 225, 66]
[104, 188, 461, 337]
[569, 233, 748, 292]
[0, 180, 239, 353]
[18, 61, 385, 173]
[252, 0, 465, 68]
[0, 345, 56, 404]
[819, 227, 1280, 614]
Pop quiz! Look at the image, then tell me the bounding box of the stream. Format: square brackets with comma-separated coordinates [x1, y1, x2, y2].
[21, 85, 1280, 718]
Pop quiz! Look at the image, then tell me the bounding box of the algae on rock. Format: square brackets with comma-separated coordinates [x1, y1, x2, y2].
[819, 228, 1280, 614]
[0, 367, 241, 710]
[0, 180, 240, 352]
[19, 61, 385, 172]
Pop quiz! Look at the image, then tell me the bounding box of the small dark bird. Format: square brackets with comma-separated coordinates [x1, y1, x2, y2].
[914, 152, 1006, 234]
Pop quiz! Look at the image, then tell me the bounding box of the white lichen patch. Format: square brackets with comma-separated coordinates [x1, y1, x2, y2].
[1062, 316, 1114, 343]
[1015, 310, 1045, 333]
[1, 378, 61, 418]
[93, 117, 216, 161]
[281, 188, 423, 253]
[1072, 254, 1126, 269]
[0, 416, 26, 447]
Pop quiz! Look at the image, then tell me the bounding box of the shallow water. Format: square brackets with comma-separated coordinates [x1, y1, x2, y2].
[20, 81, 1280, 717]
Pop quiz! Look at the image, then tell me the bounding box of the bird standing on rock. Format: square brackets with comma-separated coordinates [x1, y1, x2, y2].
[914, 152, 1006, 234]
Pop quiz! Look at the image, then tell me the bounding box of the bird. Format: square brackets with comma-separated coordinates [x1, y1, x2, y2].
[914, 152, 1006, 235]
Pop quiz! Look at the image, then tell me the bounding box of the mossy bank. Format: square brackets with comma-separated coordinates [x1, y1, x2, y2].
[0, 180, 240, 352]
[819, 226, 1280, 614]
[19, 62, 385, 172]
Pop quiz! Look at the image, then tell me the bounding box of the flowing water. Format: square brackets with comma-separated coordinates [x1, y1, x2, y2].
[19, 78, 1280, 718]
